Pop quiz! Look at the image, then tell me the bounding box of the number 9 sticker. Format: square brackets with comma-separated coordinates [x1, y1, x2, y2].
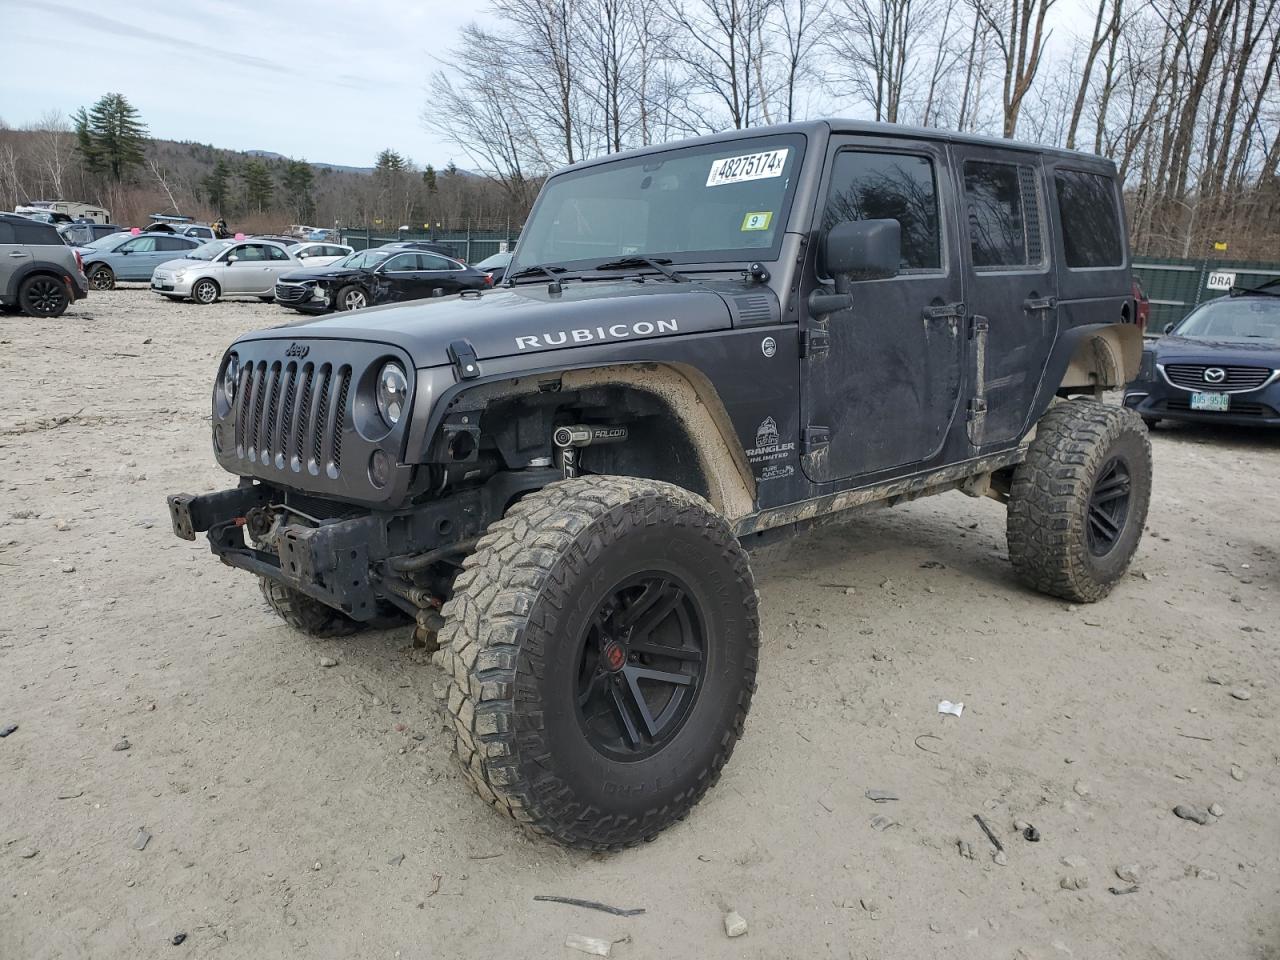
[741, 211, 773, 231]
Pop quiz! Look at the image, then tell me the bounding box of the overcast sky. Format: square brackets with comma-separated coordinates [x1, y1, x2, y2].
[0, 0, 471, 169]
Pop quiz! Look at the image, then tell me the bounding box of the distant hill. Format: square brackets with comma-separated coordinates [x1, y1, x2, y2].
[243, 149, 374, 175]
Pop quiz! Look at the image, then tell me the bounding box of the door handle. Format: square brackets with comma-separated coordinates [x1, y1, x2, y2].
[1023, 296, 1056, 311]
[7, 251, 26, 258]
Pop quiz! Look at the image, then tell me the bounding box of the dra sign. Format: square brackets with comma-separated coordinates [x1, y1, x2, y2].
[1205, 271, 1236, 291]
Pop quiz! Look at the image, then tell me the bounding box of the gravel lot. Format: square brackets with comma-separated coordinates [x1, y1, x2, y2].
[2, 288, 1278, 959]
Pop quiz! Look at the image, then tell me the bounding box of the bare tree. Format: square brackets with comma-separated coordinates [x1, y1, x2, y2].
[1065, 0, 1123, 149]
[970, 0, 1058, 137]
[825, 0, 931, 123]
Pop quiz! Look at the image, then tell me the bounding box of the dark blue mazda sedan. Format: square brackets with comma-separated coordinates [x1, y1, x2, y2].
[1124, 281, 1280, 428]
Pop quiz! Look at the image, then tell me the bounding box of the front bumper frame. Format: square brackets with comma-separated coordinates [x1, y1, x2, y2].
[169, 485, 380, 618]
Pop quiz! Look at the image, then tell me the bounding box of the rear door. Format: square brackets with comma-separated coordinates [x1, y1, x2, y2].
[800, 135, 965, 482]
[948, 147, 1057, 447]
[0, 221, 33, 290]
[420, 253, 469, 296]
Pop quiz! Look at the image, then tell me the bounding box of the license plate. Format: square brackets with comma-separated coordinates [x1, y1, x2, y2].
[1191, 391, 1230, 411]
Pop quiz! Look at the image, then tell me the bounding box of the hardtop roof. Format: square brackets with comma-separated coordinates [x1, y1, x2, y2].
[556, 119, 1117, 177]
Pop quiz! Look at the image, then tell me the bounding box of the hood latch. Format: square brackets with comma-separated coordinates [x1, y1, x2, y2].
[448, 339, 480, 380]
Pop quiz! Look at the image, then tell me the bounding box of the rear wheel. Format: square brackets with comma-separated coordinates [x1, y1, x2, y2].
[18, 274, 69, 317]
[191, 278, 220, 305]
[89, 264, 115, 291]
[336, 285, 367, 311]
[436, 477, 759, 850]
[1007, 401, 1152, 602]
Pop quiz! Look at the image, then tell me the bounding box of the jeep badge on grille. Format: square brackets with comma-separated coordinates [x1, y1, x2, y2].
[285, 343, 310, 358]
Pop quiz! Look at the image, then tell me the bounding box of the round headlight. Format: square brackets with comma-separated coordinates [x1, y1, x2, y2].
[221, 353, 239, 406]
[376, 361, 408, 426]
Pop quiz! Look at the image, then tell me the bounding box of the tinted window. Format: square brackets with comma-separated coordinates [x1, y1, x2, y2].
[823, 151, 941, 271]
[156, 236, 192, 251]
[964, 161, 1043, 268]
[420, 253, 459, 270]
[1055, 169, 1123, 268]
[383, 254, 418, 271]
[0, 222, 14, 244]
[12, 219, 61, 245]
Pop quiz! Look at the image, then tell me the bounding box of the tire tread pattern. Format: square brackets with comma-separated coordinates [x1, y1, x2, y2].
[435, 476, 759, 851]
[258, 576, 361, 637]
[1007, 400, 1152, 602]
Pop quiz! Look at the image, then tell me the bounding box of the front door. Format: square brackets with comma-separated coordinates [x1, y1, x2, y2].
[222, 243, 272, 294]
[948, 147, 1058, 447]
[801, 136, 964, 483]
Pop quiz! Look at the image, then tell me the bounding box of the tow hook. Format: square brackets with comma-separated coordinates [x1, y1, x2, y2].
[552, 424, 628, 478]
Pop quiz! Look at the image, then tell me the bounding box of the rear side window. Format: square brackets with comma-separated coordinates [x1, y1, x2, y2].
[1055, 169, 1123, 268]
[823, 150, 941, 271]
[420, 253, 459, 270]
[963, 160, 1043, 269]
[156, 237, 191, 251]
[12, 219, 61, 245]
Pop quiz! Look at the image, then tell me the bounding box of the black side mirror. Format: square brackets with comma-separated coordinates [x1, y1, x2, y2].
[1163, 322, 1175, 334]
[822, 219, 901, 281]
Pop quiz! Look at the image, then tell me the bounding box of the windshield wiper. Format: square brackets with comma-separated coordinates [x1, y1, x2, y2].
[590, 256, 688, 282]
[504, 263, 571, 286]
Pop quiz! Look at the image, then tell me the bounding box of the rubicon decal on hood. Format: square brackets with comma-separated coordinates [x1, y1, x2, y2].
[516, 319, 679, 351]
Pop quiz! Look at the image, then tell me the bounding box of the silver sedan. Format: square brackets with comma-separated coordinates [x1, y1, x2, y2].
[151, 239, 330, 304]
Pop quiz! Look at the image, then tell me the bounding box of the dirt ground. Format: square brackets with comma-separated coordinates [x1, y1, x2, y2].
[2, 287, 1278, 960]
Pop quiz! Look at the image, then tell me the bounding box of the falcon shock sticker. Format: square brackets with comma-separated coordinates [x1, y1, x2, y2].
[706, 149, 789, 187]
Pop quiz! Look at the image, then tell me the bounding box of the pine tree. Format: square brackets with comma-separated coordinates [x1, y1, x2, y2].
[73, 94, 148, 180]
[241, 159, 274, 214]
[282, 159, 316, 222]
[422, 164, 438, 194]
[202, 159, 232, 213]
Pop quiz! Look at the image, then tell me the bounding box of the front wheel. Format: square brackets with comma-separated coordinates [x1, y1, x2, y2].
[436, 477, 760, 850]
[89, 265, 115, 291]
[1007, 401, 1152, 602]
[191, 278, 220, 305]
[335, 285, 368, 311]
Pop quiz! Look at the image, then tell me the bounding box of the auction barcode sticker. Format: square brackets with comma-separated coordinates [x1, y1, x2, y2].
[706, 149, 789, 187]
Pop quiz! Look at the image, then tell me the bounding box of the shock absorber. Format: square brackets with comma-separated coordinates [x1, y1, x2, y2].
[552, 424, 628, 478]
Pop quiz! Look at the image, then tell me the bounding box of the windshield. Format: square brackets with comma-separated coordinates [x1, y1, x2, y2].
[333, 249, 391, 269]
[187, 239, 235, 260]
[85, 233, 131, 251]
[512, 133, 805, 274]
[1173, 297, 1280, 340]
[474, 252, 512, 270]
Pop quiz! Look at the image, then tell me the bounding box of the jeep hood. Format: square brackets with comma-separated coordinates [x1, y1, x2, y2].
[235, 280, 741, 366]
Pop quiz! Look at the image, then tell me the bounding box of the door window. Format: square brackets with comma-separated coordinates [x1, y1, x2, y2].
[419, 253, 460, 271]
[230, 244, 268, 262]
[121, 236, 158, 253]
[963, 161, 1044, 269]
[156, 236, 192, 251]
[265, 244, 291, 261]
[1054, 169, 1123, 268]
[382, 254, 418, 272]
[822, 150, 942, 272]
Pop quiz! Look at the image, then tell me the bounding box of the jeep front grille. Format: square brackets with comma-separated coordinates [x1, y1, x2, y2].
[235, 360, 352, 478]
[1163, 364, 1272, 392]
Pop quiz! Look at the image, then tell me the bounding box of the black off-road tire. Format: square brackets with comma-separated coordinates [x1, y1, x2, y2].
[435, 476, 760, 850]
[258, 576, 361, 637]
[1007, 400, 1152, 602]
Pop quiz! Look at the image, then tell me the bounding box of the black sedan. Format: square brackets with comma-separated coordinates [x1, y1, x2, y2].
[1124, 281, 1280, 428]
[273, 247, 490, 314]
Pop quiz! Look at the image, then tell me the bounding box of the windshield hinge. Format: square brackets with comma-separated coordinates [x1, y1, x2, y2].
[448, 339, 480, 380]
[923, 301, 966, 321]
[968, 315, 989, 339]
[801, 425, 831, 455]
[799, 327, 830, 359]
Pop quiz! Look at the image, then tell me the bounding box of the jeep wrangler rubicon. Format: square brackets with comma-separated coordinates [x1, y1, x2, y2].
[168, 120, 1150, 850]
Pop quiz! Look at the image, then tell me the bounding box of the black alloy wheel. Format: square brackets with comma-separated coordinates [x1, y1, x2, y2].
[575, 573, 705, 762]
[19, 276, 69, 317]
[1085, 456, 1132, 557]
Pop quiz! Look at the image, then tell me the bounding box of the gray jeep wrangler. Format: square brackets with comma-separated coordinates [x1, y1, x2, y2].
[168, 120, 1150, 849]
